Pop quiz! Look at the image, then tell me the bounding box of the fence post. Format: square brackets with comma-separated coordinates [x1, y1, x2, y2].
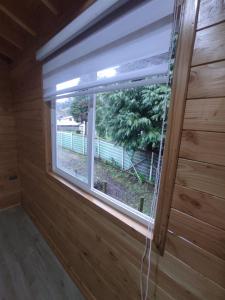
[82, 133, 85, 155]
[98, 138, 100, 158]
[138, 197, 144, 212]
[121, 147, 124, 170]
[102, 181, 107, 193]
[149, 152, 154, 181]
[70, 132, 73, 150]
[71, 132, 74, 151]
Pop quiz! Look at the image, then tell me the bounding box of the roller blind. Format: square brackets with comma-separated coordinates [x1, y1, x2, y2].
[40, 0, 175, 100]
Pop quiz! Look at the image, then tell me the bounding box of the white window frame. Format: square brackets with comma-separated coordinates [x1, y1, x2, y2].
[51, 93, 155, 227]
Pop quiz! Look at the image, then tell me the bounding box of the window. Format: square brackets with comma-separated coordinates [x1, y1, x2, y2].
[40, 0, 176, 225]
[51, 81, 170, 224]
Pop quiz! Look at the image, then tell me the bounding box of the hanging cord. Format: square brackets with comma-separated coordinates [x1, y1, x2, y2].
[140, 1, 183, 299]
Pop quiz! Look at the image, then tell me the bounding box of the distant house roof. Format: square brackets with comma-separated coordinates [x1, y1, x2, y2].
[57, 116, 79, 126]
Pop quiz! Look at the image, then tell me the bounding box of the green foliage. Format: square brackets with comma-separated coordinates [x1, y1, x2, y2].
[70, 95, 89, 135]
[136, 172, 146, 184]
[69, 84, 170, 152]
[70, 95, 89, 123]
[96, 84, 171, 152]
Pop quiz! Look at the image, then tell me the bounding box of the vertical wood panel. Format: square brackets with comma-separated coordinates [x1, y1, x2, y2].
[154, 0, 200, 254]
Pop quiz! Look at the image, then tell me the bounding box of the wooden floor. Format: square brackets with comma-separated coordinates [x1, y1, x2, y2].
[0, 206, 85, 300]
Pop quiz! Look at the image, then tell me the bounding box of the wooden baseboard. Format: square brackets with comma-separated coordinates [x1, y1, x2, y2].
[22, 202, 95, 300]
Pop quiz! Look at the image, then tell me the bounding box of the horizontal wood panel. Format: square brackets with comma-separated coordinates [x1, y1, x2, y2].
[184, 98, 225, 132]
[188, 62, 225, 99]
[157, 250, 225, 300]
[193, 21, 225, 65]
[22, 165, 225, 300]
[13, 98, 42, 112]
[180, 130, 225, 166]
[0, 191, 21, 209]
[23, 196, 119, 300]
[169, 209, 225, 260]
[176, 158, 225, 199]
[15, 110, 42, 121]
[21, 167, 165, 300]
[172, 184, 225, 231]
[0, 62, 20, 210]
[198, 0, 225, 29]
[166, 232, 225, 289]
[20, 158, 146, 259]
[11, 3, 225, 298]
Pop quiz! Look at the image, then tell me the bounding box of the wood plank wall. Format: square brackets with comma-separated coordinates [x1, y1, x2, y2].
[0, 60, 20, 209]
[10, 0, 225, 299]
[167, 0, 225, 298]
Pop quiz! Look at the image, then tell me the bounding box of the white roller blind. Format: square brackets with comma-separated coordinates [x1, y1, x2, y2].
[41, 0, 175, 100]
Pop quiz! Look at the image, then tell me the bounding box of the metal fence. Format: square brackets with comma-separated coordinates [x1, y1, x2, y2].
[57, 131, 159, 181]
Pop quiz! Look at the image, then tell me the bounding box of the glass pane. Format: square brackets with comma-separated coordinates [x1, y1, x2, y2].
[55, 96, 91, 183]
[94, 85, 169, 217]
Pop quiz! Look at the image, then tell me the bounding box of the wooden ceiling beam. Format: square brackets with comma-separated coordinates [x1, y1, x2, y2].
[0, 11, 26, 50]
[0, 53, 12, 64]
[0, 2, 36, 36]
[40, 0, 59, 16]
[0, 37, 20, 61]
[0, 33, 22, 50]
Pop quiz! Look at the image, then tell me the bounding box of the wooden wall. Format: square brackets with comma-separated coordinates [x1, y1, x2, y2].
[167, 0, 225, 298]
[0, 60, 20, 209]
[10, 0, 225, 299]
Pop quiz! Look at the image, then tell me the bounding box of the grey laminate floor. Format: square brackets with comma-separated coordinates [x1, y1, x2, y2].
[0, 206, 85, 300]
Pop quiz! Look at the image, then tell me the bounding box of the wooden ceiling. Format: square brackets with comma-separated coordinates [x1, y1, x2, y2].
[0, 0, 93, 63]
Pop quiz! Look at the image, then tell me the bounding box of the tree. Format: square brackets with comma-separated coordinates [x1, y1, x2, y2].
[70, 84, 170, 152]
[96, 84, 170, 152]
[70, 96, 89, 135]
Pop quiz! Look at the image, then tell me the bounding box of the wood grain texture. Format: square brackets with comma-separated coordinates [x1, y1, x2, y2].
[153, 0, 200, 254]
[193, 21, 225, 66]
[187, 61, 225, 99]
[166, 232, 225, 289]
[198, 0, 225, 29]
[0, 36, 19, 61]
[0, 61, 20, 209]
[9, 0, 225, 299]
[180, 130, 225, 166]
[0, 206, 84, 300]
[156, 251, 225, 300]
[169, 209, 225, 260]
[172, 184, 225, 231]
[184, 98, 225, 132]
[176, 158, 225, 199]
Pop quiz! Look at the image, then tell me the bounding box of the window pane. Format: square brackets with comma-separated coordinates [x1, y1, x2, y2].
[55, 96, 91, 183]
[94, 85, 169, 217]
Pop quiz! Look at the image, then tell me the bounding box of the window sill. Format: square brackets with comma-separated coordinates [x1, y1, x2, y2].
[47, 171, 152, 244]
